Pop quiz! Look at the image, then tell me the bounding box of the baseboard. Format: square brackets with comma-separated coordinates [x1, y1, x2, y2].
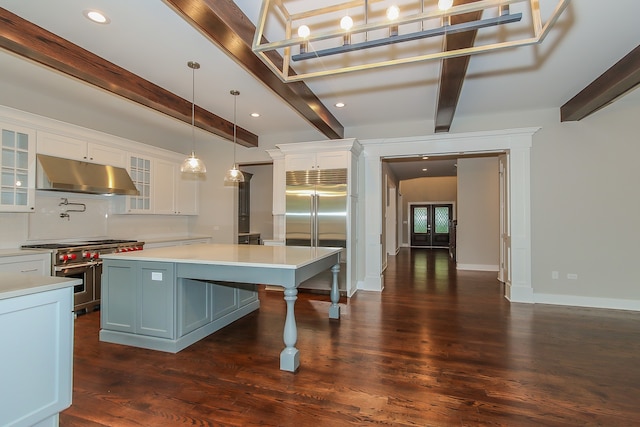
[456, 263, 499, 272]
[534, 293, 640, 312]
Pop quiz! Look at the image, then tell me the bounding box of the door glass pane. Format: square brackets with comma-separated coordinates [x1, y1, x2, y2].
[17, 132, 29, 150]
[2, 130, 15, 148]
[413, 207, 428, 233]
[435, 207, 449, 234]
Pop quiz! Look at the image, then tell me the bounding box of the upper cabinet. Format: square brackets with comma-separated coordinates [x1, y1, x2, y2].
[284, 150, 348, 171]
[154, 159, 198, 216]
[37, 132, 126, 167]
[125, 154, 153, 214]
[0, 122, 36, 212]
[119, 154, 198, 216]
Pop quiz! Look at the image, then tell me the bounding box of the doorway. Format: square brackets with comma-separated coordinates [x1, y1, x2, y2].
[410, 203, 453, 248]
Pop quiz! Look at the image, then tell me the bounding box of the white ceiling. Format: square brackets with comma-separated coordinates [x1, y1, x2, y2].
[1, 1, 638, 179]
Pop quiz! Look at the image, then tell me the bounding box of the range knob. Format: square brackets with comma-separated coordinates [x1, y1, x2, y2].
[92, 252, 100, 259]
[83, 251, 91, 259]
[60, 254, 69, 262]
[70, 253, 77, 260]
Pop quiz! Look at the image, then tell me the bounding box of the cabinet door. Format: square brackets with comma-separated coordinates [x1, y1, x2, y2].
[177, 278, 211, 337]
[175, 171, 198, 215]
[126, 155, 152, 213]
[237, 283, 258, 307]
[285, 153, 316, 171]
[211, 283, 238, 320]
[37, 132, 85, 161]
[87, 143, 126, 167]
[101, 260, 137, 332]
[0, 287, 73, 427]
[316, 151, 348, 169]
[137, 262, 175, 339]
[153, 158, 176, 215]
[1, 123, 35, 212]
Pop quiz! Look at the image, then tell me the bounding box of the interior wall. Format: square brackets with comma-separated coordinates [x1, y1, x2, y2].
[398, 176, 457, 246]
[456, 157, 500, 271]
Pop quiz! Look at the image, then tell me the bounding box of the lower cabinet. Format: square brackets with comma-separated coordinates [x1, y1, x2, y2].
[102, 260, 174, 339]
[0, 286, 73, 427]
[101, 259, 259, 352]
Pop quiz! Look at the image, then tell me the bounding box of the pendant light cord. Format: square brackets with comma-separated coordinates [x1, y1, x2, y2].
[231, 90, 240, 166]
[191, 65, 195, 150]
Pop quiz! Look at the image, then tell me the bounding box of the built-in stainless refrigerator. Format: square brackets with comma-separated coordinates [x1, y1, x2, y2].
[285, 168, 348, 249]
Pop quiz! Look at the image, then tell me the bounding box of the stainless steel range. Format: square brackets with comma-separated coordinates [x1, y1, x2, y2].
[21, 239, 144, 314]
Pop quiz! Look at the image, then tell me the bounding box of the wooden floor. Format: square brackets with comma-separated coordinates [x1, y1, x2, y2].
[61, 248, 640, 426]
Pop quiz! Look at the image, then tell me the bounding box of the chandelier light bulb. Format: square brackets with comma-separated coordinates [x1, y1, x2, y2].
[340, 15, 353, 31]
[438, 0, 454, 11]
[298, 25, 310, 38]
[386, 5, 400, 21]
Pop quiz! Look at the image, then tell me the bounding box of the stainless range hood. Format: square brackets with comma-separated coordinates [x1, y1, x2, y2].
[37, 154, 139, 196]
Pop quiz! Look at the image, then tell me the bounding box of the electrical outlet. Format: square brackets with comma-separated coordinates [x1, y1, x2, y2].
[567, 273, 578, 280]
[552, 271, 559, 280]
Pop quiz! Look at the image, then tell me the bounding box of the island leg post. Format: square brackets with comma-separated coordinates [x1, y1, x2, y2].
[329, 263, 340, 319]
[280, 287, 300, 372]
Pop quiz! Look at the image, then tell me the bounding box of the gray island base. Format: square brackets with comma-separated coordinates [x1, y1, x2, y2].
[100, 243, 341, 372]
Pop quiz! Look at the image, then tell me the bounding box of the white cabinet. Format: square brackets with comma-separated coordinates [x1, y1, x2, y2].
[124, 154, 152, 213]
[175, 170, 199, 215]
[0, 282, 73, 427]
[0, 252, 51, 276]
[37, 131, 126, 167]
[153, 158, 176, 215]
[0, 122, 36, 212]
[154, 159, 198, 215]
[122, 155, 197, 215]
[284, 150, 348, 171]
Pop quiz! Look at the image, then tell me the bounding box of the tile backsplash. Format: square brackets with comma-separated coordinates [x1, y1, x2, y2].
[27, 191, 108, 242]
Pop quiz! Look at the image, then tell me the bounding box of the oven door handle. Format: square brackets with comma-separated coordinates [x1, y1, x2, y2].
[54, 261, 99, 272]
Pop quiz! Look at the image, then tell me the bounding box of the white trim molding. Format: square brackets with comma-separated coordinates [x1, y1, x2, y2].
[457, 264, 499, 272]
[359, 128, 538, 304]
[534, 293, 640, 312]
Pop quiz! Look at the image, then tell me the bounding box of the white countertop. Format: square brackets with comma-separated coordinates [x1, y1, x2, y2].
[0, 248, 52, 257]
[140, 236, 211, 245]
[101, 243, 341, 269]
[0, 273, 80, 300]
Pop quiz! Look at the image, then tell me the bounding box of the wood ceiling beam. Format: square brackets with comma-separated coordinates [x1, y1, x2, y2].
[561, 45, 640, 122]
[0, 7, 258, 147]
[164, 0, 344, 140]
[434, 0, 483, 133]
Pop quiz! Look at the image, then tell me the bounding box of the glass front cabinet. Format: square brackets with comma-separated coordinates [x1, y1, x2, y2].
[0, 122, 35, 212]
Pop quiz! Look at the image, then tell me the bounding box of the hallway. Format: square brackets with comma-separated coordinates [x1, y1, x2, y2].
[61, 248, 640, 426]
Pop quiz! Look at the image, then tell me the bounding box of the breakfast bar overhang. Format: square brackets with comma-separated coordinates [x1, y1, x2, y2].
[99, 243, 342, 372]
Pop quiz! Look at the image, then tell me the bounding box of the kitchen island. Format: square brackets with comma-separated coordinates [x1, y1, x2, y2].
[0, 273, 80, 427]
[99, 243, 341, 372]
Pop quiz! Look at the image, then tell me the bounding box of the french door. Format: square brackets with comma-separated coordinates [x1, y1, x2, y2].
[410, 204, 453, 247]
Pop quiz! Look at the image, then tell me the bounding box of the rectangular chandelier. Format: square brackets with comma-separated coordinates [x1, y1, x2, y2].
[252, 0, 571, 82]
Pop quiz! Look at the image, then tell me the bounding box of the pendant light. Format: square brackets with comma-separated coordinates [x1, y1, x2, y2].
[224, 90, 245, 183]
[180, 61, 207, 174]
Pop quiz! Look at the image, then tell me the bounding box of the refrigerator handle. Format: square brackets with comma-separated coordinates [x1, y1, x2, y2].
[310, 195, 316, 247]
[313, 194, 319, 248]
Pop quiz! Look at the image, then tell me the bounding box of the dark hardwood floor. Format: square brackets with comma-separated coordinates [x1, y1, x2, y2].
[61, 248, 640, 426]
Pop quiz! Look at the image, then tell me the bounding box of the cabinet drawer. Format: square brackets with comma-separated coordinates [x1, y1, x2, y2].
[0, 255, 49, 276]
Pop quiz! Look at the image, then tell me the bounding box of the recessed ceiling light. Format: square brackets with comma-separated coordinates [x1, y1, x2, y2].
[422, 168, 428, 172]
[83, 9, 110, 24]
[422, 156, 429, 160]
[250, 113, 260, 118]
[335, 102, 345, 108]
